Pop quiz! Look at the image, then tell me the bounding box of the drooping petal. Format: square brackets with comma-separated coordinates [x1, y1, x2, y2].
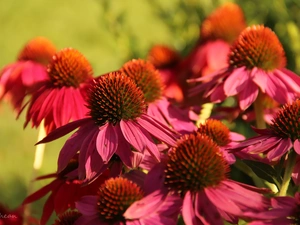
[265, 73, 288, 104]
[40, 193, 55, 225]
[195, 191, 223, 225]
[76, 196, 98, 216]
[120, 120, 146, 152]
[182, 191, 201, 225]
[204, 186, 242, 215]
[96, 123, 118, 162]
[124, 190, 165, 219]
[238, 79, 259, 110]
[137, 114, 178, 146]
[266, 138, 292, 161]
[37, 118, 91, 144]
[224, 67, 248, 96]
[252, 68, 268, 93]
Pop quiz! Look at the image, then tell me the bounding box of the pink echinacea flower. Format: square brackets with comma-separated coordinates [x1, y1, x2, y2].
[0, 37, 56, 111]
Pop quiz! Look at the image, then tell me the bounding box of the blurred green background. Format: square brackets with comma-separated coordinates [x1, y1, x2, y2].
[0, 0, 300, 223]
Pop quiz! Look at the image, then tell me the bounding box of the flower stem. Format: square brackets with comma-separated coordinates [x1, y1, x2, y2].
[253, 91, 266, 129]
[23, 121, 46, 225]
[278, 150, 297, 196]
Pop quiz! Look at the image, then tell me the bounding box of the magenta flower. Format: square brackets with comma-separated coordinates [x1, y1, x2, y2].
[189, 25, 300, 110]
[0, 37, 56, 111]
[247, 193, 300, 225]
[145, 133, 271, 225]
[120, 59, 197, 134]
[75, 177, 182, 225]
[230, 99, 300, 162]
[197, 119, 245, 164]
[38, 71, 179, 180]
[22, 157, 109, 225]
[22, 48, 93, 133]
[185, 2, 246, 79]
[147, 45, 184, 103]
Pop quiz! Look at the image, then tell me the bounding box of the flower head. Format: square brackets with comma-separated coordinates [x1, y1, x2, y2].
[231, 99, 300, 161]
[145, 133, 271, 225]
[38, 71, 178, 180]
[189, 25, 300, 110]
[165, 134, 229, 194]
[53, 211, 82, 225]
[76, 176, 182, 225]
[200, 2, 246, 44]
[229, 25, 286, 71]
[121, 59, 196, 134]
[147, 45, 180, 69]
[23, 48, 93, 133]
[197, 119, 245, 164]
[0, 37, 56, 111]
[120, 59, 163, 104]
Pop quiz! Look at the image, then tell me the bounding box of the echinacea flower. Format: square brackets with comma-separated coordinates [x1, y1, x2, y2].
[0, 37, 56, 111]
[120, 59, 197, 134]
[147, 45, 184, 102]
[22, 156, 109, 225]
[230, 99, 300, 162]
[53, 210, 82, 225]
[22, 48, 93, 133]
[189, 25, 300, 110]
[75, 177, 182, 225]
[145, 133, 271, 225]
[247, 193, 300, 225]
[38, 71, 179, 180]
[185, 2, 246, 79]
[197, 119, 245, 164]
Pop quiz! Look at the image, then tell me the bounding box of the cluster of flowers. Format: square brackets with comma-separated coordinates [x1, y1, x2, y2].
[1, 2, 300, 225]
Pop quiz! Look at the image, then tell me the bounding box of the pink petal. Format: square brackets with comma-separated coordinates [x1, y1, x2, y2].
[120, 120, 146, 152]
[224, 67, 248, 96]
[206, 40, 230, 70]
[182, 191, 201, 225]
[267, 138, 293, 161]
[252, 68, 268, 92]
[124, 190, 165, 219]
[229, 132, 245, 141]
[294, 139, 300, 155]
[96, 123, 118, 162]
[238, 79, 259, 110]
[195, 192, 223, 225]
[210, 84, 226, 103]
[144, 163, 167, 195]
[37, 118, 91, 144]
[265, 74, 288, 104]
[57, 122, 97, 173]
[137, 114, 178, 146]
[274, 69, 300, 94]
[204, 187, 242, 215]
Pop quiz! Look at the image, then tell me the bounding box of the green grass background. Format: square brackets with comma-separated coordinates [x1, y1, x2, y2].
[0, 0, 300, 224]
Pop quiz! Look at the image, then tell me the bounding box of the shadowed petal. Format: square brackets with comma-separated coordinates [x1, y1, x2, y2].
[195, 192, 223, 225]
[137, 114, 178, 146]
[120, 120, 146, 152]
[267, 138, 292, 161]
[96, 123, 118, 162]
[265, 74, 288, 104]
[76, 196, 98, 216]
[294, 139, 300, 154]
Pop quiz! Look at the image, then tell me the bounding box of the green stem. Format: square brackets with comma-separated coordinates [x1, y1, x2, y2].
[253, 92, 266, 129]
[278, 150, 297, 196]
